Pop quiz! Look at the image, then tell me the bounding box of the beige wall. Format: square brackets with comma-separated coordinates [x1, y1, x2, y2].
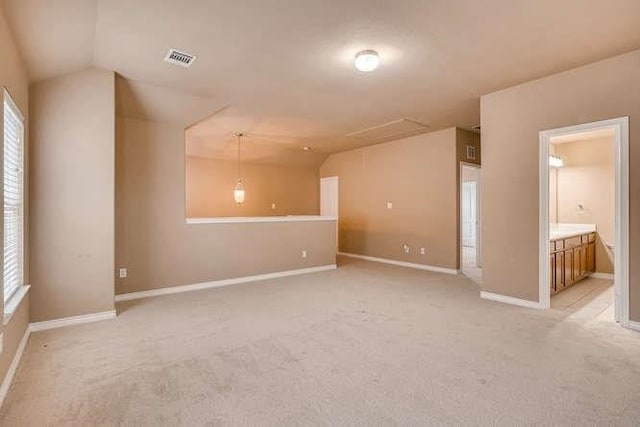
[481, 49, 640, 320]
[116, 117, 335, 295]
[320, 128, 459, 269]
[554, 137, 615, 273]
[186, 156, 319, 217]
[29, 67, 115, 322]
[0, 3, 30, 392]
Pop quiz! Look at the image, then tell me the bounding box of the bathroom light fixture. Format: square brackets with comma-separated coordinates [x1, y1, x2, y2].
[303, 146, 312, 151]
[233, 132, 246, 204]
[549, 155, 564, 167]
[354, 49, 380, 72]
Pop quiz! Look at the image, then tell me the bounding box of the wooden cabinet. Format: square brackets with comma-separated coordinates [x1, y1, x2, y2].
[550, 232, 596, 294]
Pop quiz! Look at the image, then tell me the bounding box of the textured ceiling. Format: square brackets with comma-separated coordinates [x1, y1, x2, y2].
[4, 0, 640, 159]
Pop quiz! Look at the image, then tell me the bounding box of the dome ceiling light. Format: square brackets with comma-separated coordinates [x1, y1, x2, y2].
[354, 49, 380, 72]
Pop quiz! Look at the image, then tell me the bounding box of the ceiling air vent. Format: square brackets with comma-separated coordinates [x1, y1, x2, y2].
[164, 48, 196, 67]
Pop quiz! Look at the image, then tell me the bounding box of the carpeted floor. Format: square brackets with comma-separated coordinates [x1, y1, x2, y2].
[2, 256, 640, 425]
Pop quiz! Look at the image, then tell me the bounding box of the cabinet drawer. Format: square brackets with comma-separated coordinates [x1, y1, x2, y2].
[552, 239, 564, 251]
[565, 236, 581, 248]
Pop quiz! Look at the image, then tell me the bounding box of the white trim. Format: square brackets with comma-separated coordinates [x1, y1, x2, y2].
[186, 215, 337, 224]
[29, 310, 117, 332]
[3, 285, 30, 326]
[2, 87, 24, 122]
[0, 326, 29, 408]
[115, 264, 338, 302]
[625, 320, 640, 332]
[589, 272, 615, 280]
[480, 291, 543, 309]
[338, 252, 458, 275]
[539, 117, 629, 323]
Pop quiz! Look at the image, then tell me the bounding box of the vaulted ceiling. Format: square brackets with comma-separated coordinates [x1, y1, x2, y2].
[4, 0, 640, 159]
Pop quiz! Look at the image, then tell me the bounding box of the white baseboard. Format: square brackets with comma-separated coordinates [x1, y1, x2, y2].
[0, 326, 30, 408]
[625, 320, 640, 332]
[589, 272, 615, 280]
[337, 252, 458, 275]
[480, 291, 543, 310]
[115, 264, 338, 302]
[30, 310, 117, 332]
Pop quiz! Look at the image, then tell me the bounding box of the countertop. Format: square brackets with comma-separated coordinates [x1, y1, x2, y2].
[550, 223, 596, 241]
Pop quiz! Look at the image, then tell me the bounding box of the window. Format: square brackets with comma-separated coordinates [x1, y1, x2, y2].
[3, 89, 24, 303]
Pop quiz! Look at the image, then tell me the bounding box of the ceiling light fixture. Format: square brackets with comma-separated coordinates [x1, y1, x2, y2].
[303, 146, 312, 151]
[354, 49, 380, 72]
[233, 133, 246, 204]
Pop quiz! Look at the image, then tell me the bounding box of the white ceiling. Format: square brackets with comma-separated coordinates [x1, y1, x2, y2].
[4, 0, 640, 157]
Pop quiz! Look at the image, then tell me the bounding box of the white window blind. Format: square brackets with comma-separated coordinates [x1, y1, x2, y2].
[3, 89, 24, 303]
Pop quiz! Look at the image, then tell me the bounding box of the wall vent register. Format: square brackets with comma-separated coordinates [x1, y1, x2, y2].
[164, 49, 197, 67]
[466, 145, 476, 160]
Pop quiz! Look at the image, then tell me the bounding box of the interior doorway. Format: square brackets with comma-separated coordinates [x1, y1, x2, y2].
[320, 176, 339, 249]
[539, 117, 629, 327]
[460, 163, 482, 283]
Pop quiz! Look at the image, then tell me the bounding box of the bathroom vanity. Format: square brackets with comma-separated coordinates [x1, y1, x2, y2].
[549, 224, 596, 294]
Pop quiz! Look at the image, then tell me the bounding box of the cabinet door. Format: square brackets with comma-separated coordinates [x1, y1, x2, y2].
[555, 251, 564, 291]
[564, 249, 574, 287]
[587, 242, 596, 273]
[550, 254, 556, 292]
[573, 246, 585, 280]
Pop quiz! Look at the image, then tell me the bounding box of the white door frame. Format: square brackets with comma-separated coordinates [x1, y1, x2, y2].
[538, 117, 629, 327]
[459, 163, 482, 270]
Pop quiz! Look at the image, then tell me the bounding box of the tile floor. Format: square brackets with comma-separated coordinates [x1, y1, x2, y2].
[551, 277, 614, 322]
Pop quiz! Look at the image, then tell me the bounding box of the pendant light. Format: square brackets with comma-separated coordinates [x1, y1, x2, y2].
[233, 132, 246, 204]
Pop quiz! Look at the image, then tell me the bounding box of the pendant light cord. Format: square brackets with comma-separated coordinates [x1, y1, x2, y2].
[236, 133, 242, 182]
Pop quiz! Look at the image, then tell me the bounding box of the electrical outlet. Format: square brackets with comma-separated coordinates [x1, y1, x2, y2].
[420, 247, 426, 255]
[386, 201, 393, 209]
[301, 250, 307, 258]
[119, 268, 127, 278]
[403, 244, 410, 254]
[271, 202, 276, 210]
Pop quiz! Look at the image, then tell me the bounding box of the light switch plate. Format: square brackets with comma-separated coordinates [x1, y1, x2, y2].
[119, 268, 127, 278]
[386, 201, 393, 209]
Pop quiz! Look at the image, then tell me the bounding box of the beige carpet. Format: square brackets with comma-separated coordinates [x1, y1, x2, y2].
[2, 256, 640, 425]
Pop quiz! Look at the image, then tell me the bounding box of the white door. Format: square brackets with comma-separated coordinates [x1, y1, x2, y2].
[320, 176, 339, 249]
[320, 177, 338, 217]
[462, 181, 477, 247]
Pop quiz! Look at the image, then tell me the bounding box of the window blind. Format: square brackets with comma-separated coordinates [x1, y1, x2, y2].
[3, 90, 24, 303]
